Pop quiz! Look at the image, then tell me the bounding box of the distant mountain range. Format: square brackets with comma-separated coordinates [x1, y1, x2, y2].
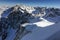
[0, 4, 60, 18]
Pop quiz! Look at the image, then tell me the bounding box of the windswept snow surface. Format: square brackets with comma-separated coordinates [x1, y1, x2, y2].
[33, 18, 55, 27]
[21, 16, 60, 40]
[21, 21, 60, 40]
[22, 18, 55, 27]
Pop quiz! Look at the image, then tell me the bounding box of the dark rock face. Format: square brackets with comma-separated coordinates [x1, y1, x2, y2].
[0, 5, 32, 40]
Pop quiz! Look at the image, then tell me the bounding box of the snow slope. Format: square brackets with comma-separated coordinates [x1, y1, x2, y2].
[22, 17, 55, 28]
[21, 14, 60, 40]
[21, 22, 60, 40]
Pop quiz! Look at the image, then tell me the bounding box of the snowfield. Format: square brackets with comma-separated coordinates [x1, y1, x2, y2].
[21, 16, 60, 40]
[21, 20, 60, 40]
[33, 18, 55, 27]
[22, 18, 55, 27]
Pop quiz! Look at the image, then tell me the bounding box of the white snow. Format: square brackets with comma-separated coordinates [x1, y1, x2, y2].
[21, 16, 60, 40]
[33, 18, 55, 27]
[20, 5, 35, 13]
[21, 22, 60, 40]
[22, 18, 55, 28]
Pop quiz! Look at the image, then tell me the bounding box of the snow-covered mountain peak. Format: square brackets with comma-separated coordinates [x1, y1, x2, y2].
[0, 4, 60, 18]
[13, 4, 36, 13]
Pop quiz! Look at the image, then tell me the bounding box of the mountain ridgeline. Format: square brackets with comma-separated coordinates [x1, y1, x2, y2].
[0, 5, 60, 40]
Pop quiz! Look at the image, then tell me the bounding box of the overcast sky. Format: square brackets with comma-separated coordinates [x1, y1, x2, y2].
[0, 0, 60, 8]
